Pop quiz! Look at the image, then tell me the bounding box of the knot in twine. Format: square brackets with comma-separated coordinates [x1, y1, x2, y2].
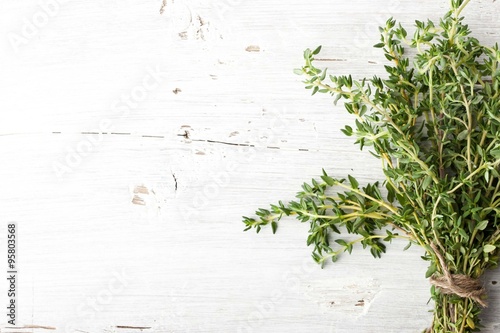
[429, 243, 487, 307]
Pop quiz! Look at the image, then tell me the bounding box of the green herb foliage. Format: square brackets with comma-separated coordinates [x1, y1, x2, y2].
[243, 1, 500, 332]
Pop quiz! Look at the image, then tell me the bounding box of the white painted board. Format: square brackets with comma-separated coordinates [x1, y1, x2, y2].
[1, 0, 500, 332]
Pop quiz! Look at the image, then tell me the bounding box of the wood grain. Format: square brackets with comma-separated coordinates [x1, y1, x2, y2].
[1, 0, 500, 332]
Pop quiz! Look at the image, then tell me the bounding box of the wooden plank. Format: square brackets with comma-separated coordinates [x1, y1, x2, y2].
[1, 0, 500, 332]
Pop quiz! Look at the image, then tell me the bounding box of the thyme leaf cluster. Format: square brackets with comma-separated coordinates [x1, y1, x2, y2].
[243, 1, 500, 332]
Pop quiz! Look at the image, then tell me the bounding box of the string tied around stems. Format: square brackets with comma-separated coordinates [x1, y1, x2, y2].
[429, 243, 487, 307]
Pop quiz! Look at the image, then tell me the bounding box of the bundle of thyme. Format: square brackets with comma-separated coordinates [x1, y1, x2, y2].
[243, 1, 500, 332]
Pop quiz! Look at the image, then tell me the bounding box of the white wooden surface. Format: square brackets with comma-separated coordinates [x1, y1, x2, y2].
[1, 0, 500, 332]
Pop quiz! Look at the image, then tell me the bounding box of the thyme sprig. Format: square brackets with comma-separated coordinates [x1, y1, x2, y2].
[243, 1, 500, 332]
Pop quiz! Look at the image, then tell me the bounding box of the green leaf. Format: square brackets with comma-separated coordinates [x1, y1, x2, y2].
[421, 175, 432, 190]
[476, 220, 489, 231]
[335, 239, 348, 246]
[425, 262, 437, 278]
[312, 45, 322, 55]
[458, 228, 470, 241]
[490, 147, 500, 159]
[348, 175, 359, 189]
[484, 244, 496, 253]
[321, 169, 335, 186]
[341, 125, 353, 136]
[293, 68, 304, 75]
[466, 317, 475, 329]
[457, 129, 468, 141]
[271, 221, 278, 234]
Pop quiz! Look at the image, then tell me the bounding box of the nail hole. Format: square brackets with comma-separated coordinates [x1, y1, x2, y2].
[492, 281, 498, 285]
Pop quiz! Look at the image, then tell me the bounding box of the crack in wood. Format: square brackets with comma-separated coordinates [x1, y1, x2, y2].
[315, 58, 346, 61]
[172, 172, 178, 191]
[116, 326, 151, 330]
[190, 138, 313, 152]
[142, 135, 165, 138]
[190, 139, 255, 147]
[48, 131, 311, 152]
[178, 130, 190, 139]
[7, 325, 56, 330]
[51, 132, 166, 139]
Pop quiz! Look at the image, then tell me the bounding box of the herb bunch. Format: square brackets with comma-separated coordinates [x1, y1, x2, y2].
[243, 1, 500, 332]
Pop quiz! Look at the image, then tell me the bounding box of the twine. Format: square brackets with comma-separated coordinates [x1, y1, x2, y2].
[429, 243, 487, 307]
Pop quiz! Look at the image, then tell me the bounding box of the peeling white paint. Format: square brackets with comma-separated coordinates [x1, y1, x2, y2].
[1, 0, 500, 332]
